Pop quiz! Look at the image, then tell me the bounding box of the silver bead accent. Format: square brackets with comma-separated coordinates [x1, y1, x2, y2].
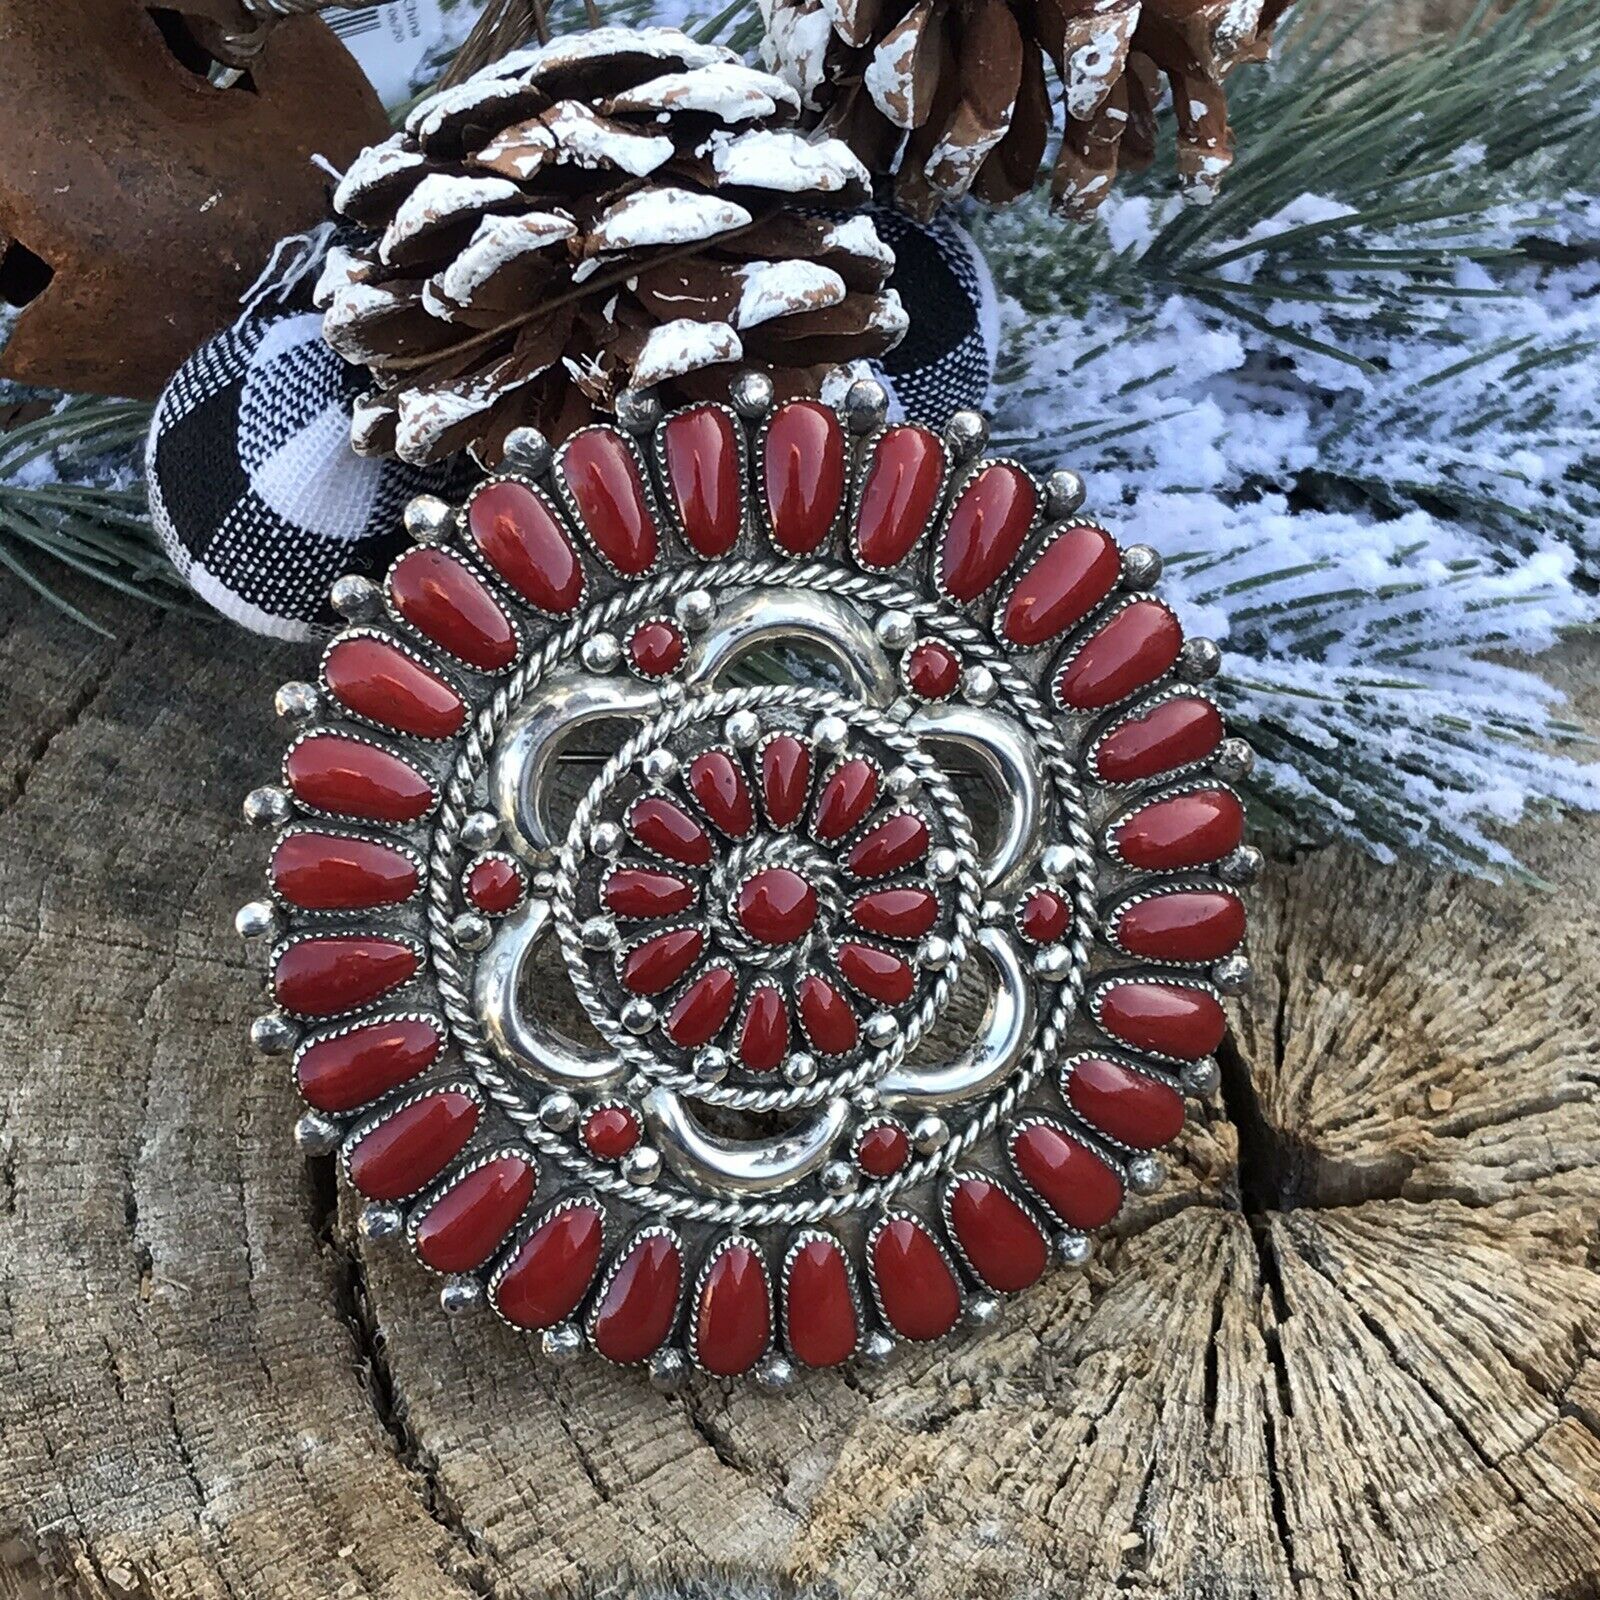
[1056, 1232, 1093, 1268]
[1044, 469, 1087, 520]
[843, 377, 888, 435]
[961, 665, 998, 706]
[589, 821, 624, 857]
[693, 1047, 729, 1084]
[440, 1276, 484, 1316]
[234, 900, 281, 942]
[1182, 1057, 1221, 1098]
[723, 709, 760, 747]
[875, 609, 915, 650]
[851, 1085, 881, 1113]
[675, 589, 715, 632]
[622, 1145, 663, 1185]
[812, 714, 849, 753]
[581, 633, 621, 673]
[542, 1322, 584, 1362]
[621, 998, 657, 1035]
[885, 764, 920, 799]
[929, 847, 960, 883]
[917, 935, 952, 970]
[274, 680, 319, 722]
[649, 1348, 690, 1392]
[1214, 737, 1255, 783]
[861, 1331, 896, 1366]
[784, 1052, 817, 1086]
[359, 1203, 405, 1242]
[865, 1013, 899, 1047]
[614, 387, 662, 433]
[1213, 954, 1253, 994]
[912, 1114, 949, 1155]
[539, 1092, 579, 1132]
[945, 409, 989, 461]
[1040, 843, 1078, 879]
[640, 747, 679, 785]
[451, 912, 492, 951]
[250, 1011, 298, 1055]
[581, 915, 617, 951]
[1120, 544, 1163, 590]
[1178, 637, 1222, 683]
[1126, 1154, 1165, 1195]
[329, 574, 380, 622]
[243, 785, 292, 828]
[404, 494, 454, 544]
[730, 370, 775, 419]
[821, 1160, 858, 1197]
[981, 898, 1008, 926]
[459, 809, 503, 851]
[293, 1111, 342, 1155]
[501, 426, 552, 475]
[1033, 946, 1074, 982]
[754, 1352, 796, 1391]
[964, 1293, 1001, 1329]
[1219, 845, 1264, 886]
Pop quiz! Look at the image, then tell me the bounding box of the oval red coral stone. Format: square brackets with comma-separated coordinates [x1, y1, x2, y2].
[494, 1203, 605, 1330]
[593, 1233, 683, 1363]
[323, 635, 464, 740]
[666, 966, 738, 1047]
[846, 812, 929, 879]
[850, 887, 939, 940]
[270, 832, 417, 911]
[466, 479, 584, 614]
[948, 1177, 1048, 1292]
[1114, 788, 1244, 870]
[274, 936, 418, 1017]
[837, 942, 915, 1005]
[939, 464, 1036, 602]
[621, 928, 704, 995]
[856, 426, 943, 568]
[688, 750, 754, 836]
[389, 547, 518, 670]
[1096, 981, 1226, 1060]
[561, 429, 658, 575]
[813, 758, 879, 842]
[1056, 600, 1182, 710]
[1066, 1057, 1186, 1149]
[695, 1243, 771, 1376]
[295, 1016, 441, 1113]
[663, 405, 742, 557]
[1011, 1123, 1124, 1230]
[347, 1091, 478, 1201]
[604, 867, 697, 920]
[739, 984, 788, 1072]
[415, 1155, 536, 1273]
[627, 796, 713, 867]
[797, 974, 858, 1055]
[1001, 524, 1121, 646]
[785, 1237, 858, 1367]
[285, 734, 433, 824]
[763, 401, 845, 554]
[872, 1217, 962, 1341]
[1095, 696, 1224, 784]
[760, 734, 810, 829]
[1114, 889, 1246, 963]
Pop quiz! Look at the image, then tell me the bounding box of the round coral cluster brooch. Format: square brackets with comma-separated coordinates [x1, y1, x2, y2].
[237, 378, 1257, 1386]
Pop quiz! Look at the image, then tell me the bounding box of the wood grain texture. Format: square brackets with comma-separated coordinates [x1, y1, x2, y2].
[1, 553, 1596, 1600]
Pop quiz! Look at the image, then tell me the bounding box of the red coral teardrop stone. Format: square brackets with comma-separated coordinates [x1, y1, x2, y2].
[270, 832, 417, 911]
[688, 750, 754, 836]
[323, 635, 464, 740]
[1095, 696, 1224, 784]
[855, 426, 943, 569]
[1011, 1123, 1124, 1229]
[593, 1233, 683, 1363]
[1066, 1057, 1186, 1149]
[1114, 889, 1246, 963]
[295, 1016, 441, 1113]
[1001, 524, 1121, 646]
[621, 928, 705, 995]
[813, 758, 879, 842]
[389, 547, 518, 671]
[939, 464, 1036, 601]
[347, 1091, 478, 1201]
[850, 887, 939, 940]
[760, 734, 810, 829]
[1114, 788, 1245, 870]
[1096, 981, 1226, 1060]
[494, 1203, 604, 1330]
[414, 1155, 536, 1273]
[871, 1217, 962, 1341]
[1056, 600, 1182, 710]
[627, 796, 713, 867]
[846, 812, 929, 879]
[604, 867, 697, 920]
[948, 1176, 1048, 1292]
[695, 1243, 772, 1377]
[467, 479, 584, 614]
[739, 984, 788, 1072]
[561, 429, 658, 575]
[285, 734, 433, 823]
[663, 405, 742, 557]
[666, 966, 738, 1047]
[274, 936, 418, 1017]
[763, 401, 845, 554]
[785, 1236, 858, 1367]
[797, 975, 858, 1055]
[837, 942, 915, 1005]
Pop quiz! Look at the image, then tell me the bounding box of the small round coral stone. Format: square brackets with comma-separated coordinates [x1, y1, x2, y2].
[1019, 889, 1072, 945]
[464, 855, 525, 915]
[857, 1121, 910, 1177]
[628, 620, 685, 679]
[904, 640, 960, 700]
[736, 867, 818, 946]
[582, 1105, 641, 1160]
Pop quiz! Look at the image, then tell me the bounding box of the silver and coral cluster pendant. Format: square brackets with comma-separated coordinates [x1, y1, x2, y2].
[237, 375, 1258, 1387]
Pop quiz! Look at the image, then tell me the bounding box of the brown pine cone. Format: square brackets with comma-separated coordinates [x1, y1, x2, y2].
[318, 26, 908, 465]
[760, 0, 1292, 220]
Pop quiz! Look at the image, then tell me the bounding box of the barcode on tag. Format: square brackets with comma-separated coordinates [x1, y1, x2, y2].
[327, 0, 450, 105]
[327, 9, 383, 39]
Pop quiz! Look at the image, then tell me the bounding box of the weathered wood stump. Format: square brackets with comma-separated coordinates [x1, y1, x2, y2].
[0, 569, 1596, 1600]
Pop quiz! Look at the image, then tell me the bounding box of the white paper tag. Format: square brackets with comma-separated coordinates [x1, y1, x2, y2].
[325, 0, 452, 106]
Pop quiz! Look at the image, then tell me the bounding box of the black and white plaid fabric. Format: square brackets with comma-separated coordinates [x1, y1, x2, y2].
[145, 229, 457, 640]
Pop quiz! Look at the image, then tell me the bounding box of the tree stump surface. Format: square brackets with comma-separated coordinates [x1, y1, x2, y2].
[0, 563, 1597, 1600]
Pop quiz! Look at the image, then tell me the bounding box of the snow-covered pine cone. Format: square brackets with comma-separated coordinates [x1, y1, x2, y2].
[317, 26, 908, 465]
[761, 0, 1291, 220]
